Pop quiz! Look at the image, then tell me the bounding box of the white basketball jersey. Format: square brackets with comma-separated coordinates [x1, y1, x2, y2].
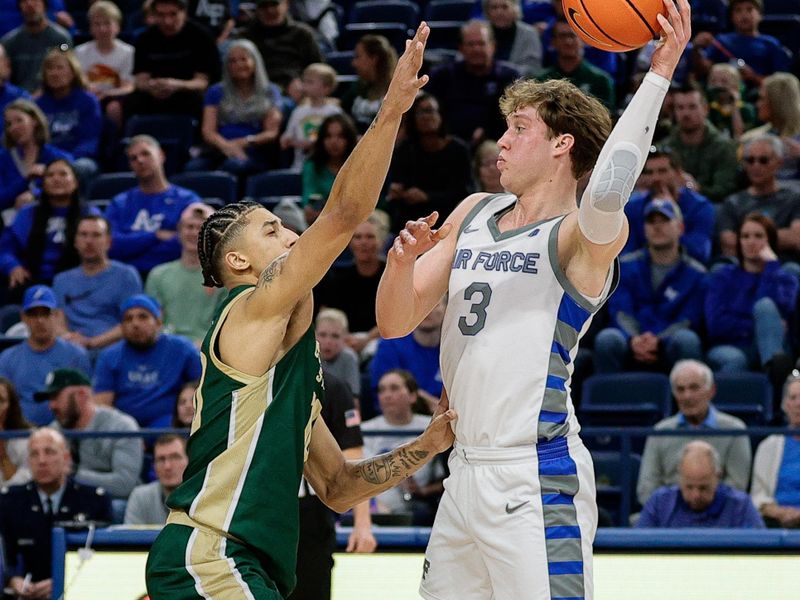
[440, 194, 618, 447]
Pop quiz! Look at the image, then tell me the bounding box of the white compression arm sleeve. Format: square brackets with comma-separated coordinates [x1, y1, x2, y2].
[578, 71, 671, 245]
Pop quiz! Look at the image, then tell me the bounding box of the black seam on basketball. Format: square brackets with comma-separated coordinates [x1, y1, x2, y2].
[572, 2, 633, 49]
[622, 0, 658, 38]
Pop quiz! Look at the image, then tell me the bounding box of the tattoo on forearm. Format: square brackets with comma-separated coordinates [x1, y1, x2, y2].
[257, 254, 287, 287]
[367, 105, 382, 131]
[355, 446, 430, 486]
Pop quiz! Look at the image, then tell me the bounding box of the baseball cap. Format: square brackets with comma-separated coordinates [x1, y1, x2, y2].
[644, 198, 680, 221]
[120, 294, 162, 319]
[22, 285, 58, 312]
[33, 368, 91, 402]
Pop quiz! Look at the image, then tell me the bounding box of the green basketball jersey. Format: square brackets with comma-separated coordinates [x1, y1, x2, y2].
[167, 284, 323, 597]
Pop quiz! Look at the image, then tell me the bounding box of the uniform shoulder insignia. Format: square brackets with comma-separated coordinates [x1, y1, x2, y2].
[0, 486, 8, 495]
[96, 487, 106, 496]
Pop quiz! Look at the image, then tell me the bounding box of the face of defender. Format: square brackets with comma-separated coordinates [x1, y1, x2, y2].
[237, 207, 299, 276]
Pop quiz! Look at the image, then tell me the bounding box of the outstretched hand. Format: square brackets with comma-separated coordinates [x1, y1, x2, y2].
[422, 388, 456, 454]
[650, 0, 691, 81]
[390, 212, 453, 264]
[382, 22, 430, 118]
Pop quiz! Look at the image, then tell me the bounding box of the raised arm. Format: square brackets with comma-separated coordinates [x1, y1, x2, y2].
[566, 0, 691, 273]
[255, 24, 431, 314]
[304, 390, 456, 513]
[376, 194, 487, 338]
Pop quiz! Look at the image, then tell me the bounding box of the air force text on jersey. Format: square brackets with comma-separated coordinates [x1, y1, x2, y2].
[452, 248, 540, 274]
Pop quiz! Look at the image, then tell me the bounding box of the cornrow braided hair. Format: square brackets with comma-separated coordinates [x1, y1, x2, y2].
[198, 200, 261, 288]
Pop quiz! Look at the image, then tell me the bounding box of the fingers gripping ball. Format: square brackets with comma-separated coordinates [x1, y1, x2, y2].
[562, 0, 667, 52]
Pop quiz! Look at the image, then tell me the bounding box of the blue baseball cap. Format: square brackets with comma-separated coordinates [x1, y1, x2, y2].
[644, 198, 680, 221]
[22, 285, 58, 312]
[120, 294, 162, 319]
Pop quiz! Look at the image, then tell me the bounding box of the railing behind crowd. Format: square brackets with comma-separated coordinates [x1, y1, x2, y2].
[0, 426, 795, 527]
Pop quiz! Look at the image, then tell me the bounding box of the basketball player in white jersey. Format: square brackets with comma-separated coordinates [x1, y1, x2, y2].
[376, 1, 691, 598]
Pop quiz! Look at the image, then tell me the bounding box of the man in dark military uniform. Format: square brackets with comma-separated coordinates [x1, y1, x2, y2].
[0, 427, 111, 599]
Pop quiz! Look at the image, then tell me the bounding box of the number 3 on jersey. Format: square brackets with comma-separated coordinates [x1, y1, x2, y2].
[458, 282, 492, 335]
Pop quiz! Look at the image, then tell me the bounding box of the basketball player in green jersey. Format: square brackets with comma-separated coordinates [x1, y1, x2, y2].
[145, 23, 456, 600]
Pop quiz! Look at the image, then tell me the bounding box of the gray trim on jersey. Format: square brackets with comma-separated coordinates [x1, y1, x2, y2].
[547, 351, 571, 381]
[547, 216, 621, 313]
[541, 387, 569, 415]
[553, 321, 579, 354]
[458, 193, 502, 237]
[488, 201, 559, 242]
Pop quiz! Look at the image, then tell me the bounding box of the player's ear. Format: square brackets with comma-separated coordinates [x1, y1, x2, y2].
[224, 249, 250, 275]
[554, 133, 574, 156]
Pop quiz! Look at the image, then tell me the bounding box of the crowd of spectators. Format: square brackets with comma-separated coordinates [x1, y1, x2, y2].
[2, 0, 800, 592]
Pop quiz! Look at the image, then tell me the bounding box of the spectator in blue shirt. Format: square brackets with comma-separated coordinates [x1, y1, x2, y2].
[93, 294, 202, 428]
[624, 146, 715, 264]
[186, 39, 283, 180]
[53, 214, 142, 352]
[0, 43, 31, 115]
[35, 48, 102, 184]
[0, 285, 91, 425]
[705, 213, 798, 376]
[594, 199, 706, 374]
[638, 440, 765, 528]
[0, 98, 71, 215]
[0, 159, 97, 293]
[105, 135, 200, 275]
[751, 373, 800, 528]
[370, 300, 444, 415]
[692, 0, 791, 91]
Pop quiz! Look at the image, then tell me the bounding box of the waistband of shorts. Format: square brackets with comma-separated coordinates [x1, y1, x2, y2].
[453, 442, 538, 464]
[166, 510, 246, 546]
[454, 437, 575, 464]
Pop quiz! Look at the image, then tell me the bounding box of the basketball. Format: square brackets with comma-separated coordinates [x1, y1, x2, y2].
[562, 0, 667, 53]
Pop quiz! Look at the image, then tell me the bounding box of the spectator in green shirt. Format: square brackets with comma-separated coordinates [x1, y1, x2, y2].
[537, 18, 615, 111]
[660, 82, 739, 202]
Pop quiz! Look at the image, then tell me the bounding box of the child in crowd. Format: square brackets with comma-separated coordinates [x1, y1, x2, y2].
[74, 0, 135, 127]
[706, 63, 755, 140]
[280, 62, 341, 170]
[315, 308, 361, 399]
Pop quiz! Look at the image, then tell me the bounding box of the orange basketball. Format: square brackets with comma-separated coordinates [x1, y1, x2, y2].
[562, 0, 667, 53]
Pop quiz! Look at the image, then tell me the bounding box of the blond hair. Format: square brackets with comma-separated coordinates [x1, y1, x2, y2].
[762, 72, 800, 137]
[42, 48, 88, 93]
[366, 209, 390, 246]
[708, 62, 741, 88]
[3, 99, 50, 147]
[499, 78, 612, 179]
[88, 0, 123, 24]
[303, 62, 338, 89]
[316, 308, 349, 332]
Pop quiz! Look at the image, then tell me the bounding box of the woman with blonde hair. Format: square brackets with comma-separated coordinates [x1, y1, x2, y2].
[0, 99, 71, 216]
[36, 48, 102, 182]
[186, 39, 283, 180]
[742, 72, 800, 179]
